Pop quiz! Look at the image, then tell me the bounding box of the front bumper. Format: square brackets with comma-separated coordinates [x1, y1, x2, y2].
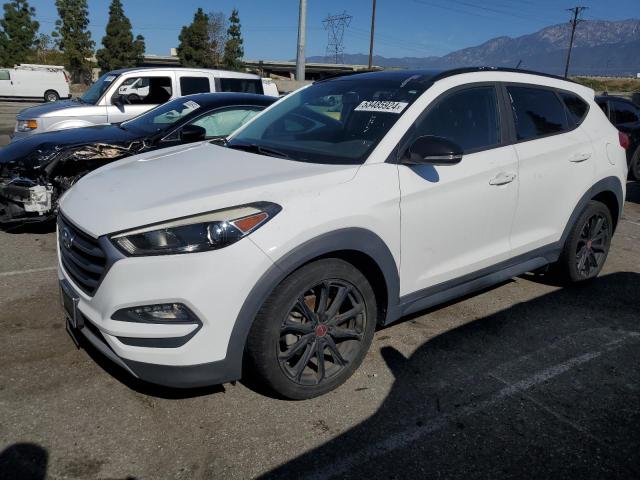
[57, 225, 275, 387]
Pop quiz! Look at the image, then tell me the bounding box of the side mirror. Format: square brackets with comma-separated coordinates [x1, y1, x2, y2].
[181, 124, 206, 142]
[403, 135, 463, 166]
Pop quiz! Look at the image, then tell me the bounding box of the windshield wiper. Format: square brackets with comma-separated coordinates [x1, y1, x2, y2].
[226, 142, 290, 159]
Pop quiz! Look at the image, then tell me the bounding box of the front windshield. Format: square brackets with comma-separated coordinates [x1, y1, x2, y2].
[228, 76, 430, 164]
[80, 72, 120, 104]
[121, 97, 203, 135]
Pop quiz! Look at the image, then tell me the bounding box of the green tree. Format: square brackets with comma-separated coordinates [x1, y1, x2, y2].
[177, 8, 214, 68]
[52, 0, 94, 83]
[223, 8, 244, 70]
[0, 0, 39, 67]
[96, 0, 145, 72]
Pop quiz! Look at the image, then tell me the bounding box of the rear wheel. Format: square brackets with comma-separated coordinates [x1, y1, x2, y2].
[44, 90, 59, 102]
[246, 258, 377, 400]
[556, 200, 612, 283]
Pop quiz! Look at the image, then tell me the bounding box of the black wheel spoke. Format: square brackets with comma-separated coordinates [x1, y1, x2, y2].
[325, 335, 347, 366]
[331, 326, 363, 341]
[328, 304, 363, 326]
[279, 333, 314, 361]
[294, 340, 316, 381]
[282, 319, 314, 335]
[315, 340, 326, 384]
[317, 282, 329, 315]
[326, 286, 350, 318]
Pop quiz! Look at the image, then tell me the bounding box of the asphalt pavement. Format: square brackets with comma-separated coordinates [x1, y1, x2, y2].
[0, 172, 639, 477]
[0, 100, 40, 145]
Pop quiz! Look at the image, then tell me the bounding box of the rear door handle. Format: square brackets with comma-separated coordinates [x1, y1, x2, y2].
[569, 152, 591, 162]
[489, 172, 517, 186]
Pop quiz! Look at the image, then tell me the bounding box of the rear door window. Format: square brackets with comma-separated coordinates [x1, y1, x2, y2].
[180, 76, 211, 96]
[610, 100, 640, 125]
[218, 78, 264, 94]
[507, 86, 568, 141]
[559, 91, 589, 128]
[414, 85, 501, 153]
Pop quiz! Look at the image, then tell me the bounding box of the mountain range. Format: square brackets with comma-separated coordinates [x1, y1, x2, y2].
[307, 19, 640, 76]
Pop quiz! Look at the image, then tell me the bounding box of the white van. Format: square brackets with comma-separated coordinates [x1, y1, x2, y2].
[0, 64, 70, 102]
[13, 67, 279, 139]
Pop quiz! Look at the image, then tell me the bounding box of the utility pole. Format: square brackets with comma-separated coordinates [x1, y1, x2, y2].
[564, 6, 587, 78]
[296, 0, 307, 81]
[323, 12, 352, 64]
[368, 0, 377, 69]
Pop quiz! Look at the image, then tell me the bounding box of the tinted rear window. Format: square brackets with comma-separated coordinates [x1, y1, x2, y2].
[559, 91, 589, 128]
[611, 100, 640, 125]
[219, 78, 263, 94]
[507, 86, 568, 141]
[180, 76, 211, 96]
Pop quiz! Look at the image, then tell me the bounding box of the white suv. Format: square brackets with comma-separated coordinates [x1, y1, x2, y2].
[57, 68, 628, 399]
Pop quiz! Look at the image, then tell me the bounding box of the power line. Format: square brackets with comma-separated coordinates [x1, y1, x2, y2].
[564, 6, 588, 78]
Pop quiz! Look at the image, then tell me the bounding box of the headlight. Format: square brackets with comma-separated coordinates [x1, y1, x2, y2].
[110, 202, 281, 256]
[16, 119, 38, 132]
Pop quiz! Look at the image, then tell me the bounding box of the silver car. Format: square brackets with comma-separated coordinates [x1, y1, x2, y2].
[12, 67, 278, 141]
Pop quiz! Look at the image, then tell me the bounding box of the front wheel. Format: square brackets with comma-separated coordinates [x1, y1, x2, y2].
[245, 259, 377, 399]
[44, 90, 59, 102]
[556, 200, 613, 283]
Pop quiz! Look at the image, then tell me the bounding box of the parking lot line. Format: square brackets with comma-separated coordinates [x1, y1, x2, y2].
[305, 330, 640, 480]
[0, 266, 57, 277]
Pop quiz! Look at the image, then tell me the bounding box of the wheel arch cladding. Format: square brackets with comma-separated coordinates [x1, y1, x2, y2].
[561, 176, 624, 243]
[225, 228, 400, 380]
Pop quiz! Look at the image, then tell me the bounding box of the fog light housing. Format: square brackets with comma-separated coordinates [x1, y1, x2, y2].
[112, 303, 199, 324]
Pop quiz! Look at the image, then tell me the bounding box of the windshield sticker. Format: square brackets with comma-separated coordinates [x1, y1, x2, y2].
[183, 100, 201, 110]
[354, 101, 409, 114]
[104, 75, 116, 82]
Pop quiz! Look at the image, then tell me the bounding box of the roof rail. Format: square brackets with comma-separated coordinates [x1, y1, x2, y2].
[14, 64, 65, 70]
[431, 66, 578, 84]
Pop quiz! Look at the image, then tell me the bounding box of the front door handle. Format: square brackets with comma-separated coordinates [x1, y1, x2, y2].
[569, 152, 591, 162]
[489, 172, 517, 186]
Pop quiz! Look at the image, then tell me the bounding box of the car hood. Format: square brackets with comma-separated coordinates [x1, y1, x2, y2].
[17, 100, 103, 119]
[60, 141, 359, 237]
[0, 124, 143, 170]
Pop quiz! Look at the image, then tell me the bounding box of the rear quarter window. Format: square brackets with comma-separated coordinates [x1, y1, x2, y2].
[180, 76, 211, 96]
[559, 91, 589, 128]
[218, 78, 264, 94]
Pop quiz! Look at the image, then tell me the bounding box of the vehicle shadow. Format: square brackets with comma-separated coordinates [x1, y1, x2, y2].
[626, 180, 639, 204]
[261, 272, 640, 479]
[0, 443, 48, 480]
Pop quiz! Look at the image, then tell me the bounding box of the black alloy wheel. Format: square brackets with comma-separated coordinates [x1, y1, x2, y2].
[246, 258, 377, 400]
[575, 212, 610, 278]
[557, 200, 613, 283]
[278, 279, 366, 386]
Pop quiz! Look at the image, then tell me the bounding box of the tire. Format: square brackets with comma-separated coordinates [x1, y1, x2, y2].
[245, 258, 377, 400]
[44, 90, 59, 102]
[629, 146, 640, 181]
[556, 200, 613, 283]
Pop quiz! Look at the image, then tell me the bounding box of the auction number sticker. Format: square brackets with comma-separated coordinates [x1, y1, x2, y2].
[354, 101, 409, 114]
[104, 75, 116, 82]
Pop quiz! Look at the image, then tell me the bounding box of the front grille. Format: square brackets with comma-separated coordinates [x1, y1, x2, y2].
[58, 216, 107, 296]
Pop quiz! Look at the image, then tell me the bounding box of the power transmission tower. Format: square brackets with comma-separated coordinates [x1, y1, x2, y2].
[323, 11, 352, 64]
[564, 6, 588, 78]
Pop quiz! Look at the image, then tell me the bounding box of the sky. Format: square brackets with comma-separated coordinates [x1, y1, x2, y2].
[27, 0, 640, 60]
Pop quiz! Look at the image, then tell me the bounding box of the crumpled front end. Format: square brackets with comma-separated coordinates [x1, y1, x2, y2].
[1, 141, 147, 224]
